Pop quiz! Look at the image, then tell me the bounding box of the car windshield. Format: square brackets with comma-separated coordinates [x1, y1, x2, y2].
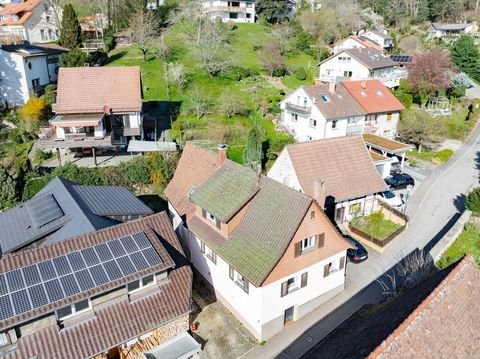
[383, 191, 395, 199]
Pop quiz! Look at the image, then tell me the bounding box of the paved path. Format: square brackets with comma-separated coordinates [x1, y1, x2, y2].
[245, 121, 480, 359]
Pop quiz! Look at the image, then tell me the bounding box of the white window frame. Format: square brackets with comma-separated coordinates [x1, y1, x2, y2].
[56, 299, 91, 320]
[309, 118, 317, 128]
[207, 211, 216, 224]
[235, 271, 246, 288]
[0, 332, 9, 347]
[204, 244, 216, 263]
[332, 120, 337, 129]
[301, 236, 315, 253]
[286, 275, 300, 294]
[127, 274, 156, 294]
[291, 113, 298, 122]
[326, 258, 340, 275]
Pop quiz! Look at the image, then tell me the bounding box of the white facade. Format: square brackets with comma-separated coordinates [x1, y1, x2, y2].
[202, 0, 255, 23]
[0, 47, 61, 106]
[363, 30, 393, 49]
[365, 112, 400, 139]
[333, 38, 367, 55]
[318, 52, 407, 88]
[427, 23, 475, 39]
[0, 0, 62, 44]
[279, 88, 365, 142]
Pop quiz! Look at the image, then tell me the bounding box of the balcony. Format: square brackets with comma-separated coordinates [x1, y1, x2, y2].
[38, 128, 114, 149]
[203, 5, 252, 12]
[285, 102, 312, 115]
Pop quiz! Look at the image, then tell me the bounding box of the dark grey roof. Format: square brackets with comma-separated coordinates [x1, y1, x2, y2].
[344, 48, 396, 70]
[0, 43, 68, 57]
[431, 22, 472, 31]
[0, 178, 153, 255]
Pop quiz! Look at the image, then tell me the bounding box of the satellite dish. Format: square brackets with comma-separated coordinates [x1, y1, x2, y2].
[103, 105, 111, 114]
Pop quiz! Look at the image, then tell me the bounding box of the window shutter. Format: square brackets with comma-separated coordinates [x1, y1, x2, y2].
[294, 242, 302, 257]
[281, 281, 288, 297]
[317, 233, 325, 248]
[323, 264, 330, 277]
[200, 241, 205, 254]
[301, 272, 308, 288]
[215, 218, 221, 229]
[202, 208, 206, 218]
[244, 280, 249, 294]
[339, 256, 345, 270]
[212, 251, 217, 264]
[229, 266, 234, 280]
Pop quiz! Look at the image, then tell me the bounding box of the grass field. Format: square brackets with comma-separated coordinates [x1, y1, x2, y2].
[107, 23, 315, 164]
[437, 222, 480, 269]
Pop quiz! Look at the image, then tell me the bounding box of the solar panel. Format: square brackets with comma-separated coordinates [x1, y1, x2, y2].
[119, 235, 139, 253]
[0, 295, 13, 320]
[142, 248, 163, 266]
[116, 256, 136, 276]
[132, 232, 151, 249]
[44, 279, 64, 302]
[23, 264, 41, 287]
[89, 265, 109, 286]
[67, 252, 86, 271]
[95, 243, 113, 261]
[11, 289, 31, 314]
[130, 252, 149, 271]
[38, 260, 56, 281]
[53, 256, 72, 276]
[6, 269, 25, 291]
[76, 269, 95, 291]
[103, 260, 122, 281]
[81, 247, 100, 266]
[107, 239, 126, 257]
[29, 284, 49, 308]
[60, 274, 80, 296]
[26, 193, 64, 228]
[0, 275, 8, 296]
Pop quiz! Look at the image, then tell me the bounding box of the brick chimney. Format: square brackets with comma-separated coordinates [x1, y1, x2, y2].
[313, 179, 326, 209]
[329, 80, 336, 94]
[217, 144, 227, 166]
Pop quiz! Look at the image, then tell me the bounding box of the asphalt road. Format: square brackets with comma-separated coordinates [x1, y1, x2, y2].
[246, 122, 480, 359]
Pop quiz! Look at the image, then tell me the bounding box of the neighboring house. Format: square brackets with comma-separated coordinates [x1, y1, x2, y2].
[363, 133, 413, 173]
[342, 80, 405, 139]
[267, 136, 388, 224]
[0, 212, 197, 359]
[0, 177, 153, 255]
[38, 66, 143, 159]
[0, 43, 66, 107]
[370, 255, 480, 358]
[79, 14, 106, 39]
[0, 0, 61, 44]
[389, 54, 413, 69]
[362, 29, 393, 51]
[318, 48, 407, 88]
[279, 79, 404, 142]
[427, 22, 476, 39]
[165, 142, 351, 341]
[279, 81, 367, 142]
[202, 0, 255, 23]
[332, 35, 383, 55]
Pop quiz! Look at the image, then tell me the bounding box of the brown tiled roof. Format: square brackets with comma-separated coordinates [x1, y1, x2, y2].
[0, 212, 184, 330]
[284, 136, 388, 202]
[363, 134, 413, 153]
[303, 83, 367, 120]
[5, 267, 191, 359]
[0, 0, 40, 25]
[341, 80, 405, 114]
[334, 35, 383, 52]
[53, 67, 142, 114]
[164, 142, 220, 220]
[369, 256, 480, 359]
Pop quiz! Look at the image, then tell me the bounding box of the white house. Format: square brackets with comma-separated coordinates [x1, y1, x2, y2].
[279, 82, 367, 142]
[267, 136, 388, 224]
[318, 48, 407, 88]
[0, 0, 62, 44]
[202, 0, 255, 23]
[0, 43, 66, 107]
[165, 143, 351, 341]
[279, 79, 404, 142]
[362, 29, 393, 50]
[332, 35, 383, 55]
[427, 22, 477, 39]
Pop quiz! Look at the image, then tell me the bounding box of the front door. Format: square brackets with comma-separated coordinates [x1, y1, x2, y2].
[284, 306, 294, 325]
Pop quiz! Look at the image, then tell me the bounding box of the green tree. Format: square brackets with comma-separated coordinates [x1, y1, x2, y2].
[466, 187, 480, 214]
[60, 47, 88, 67]
[417, 0, 430, 21]
[243, 126, 263, 170]
[0, 167, 18, 210]
[59, 4, 81, 48]
[397, 109, 442, 152]
[256, 0, 288, 22]
[450, 35, 480, 82]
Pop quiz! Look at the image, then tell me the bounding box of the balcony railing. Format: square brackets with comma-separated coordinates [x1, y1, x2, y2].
[285, 102, 311, 114]
[203, 5, 252, 12]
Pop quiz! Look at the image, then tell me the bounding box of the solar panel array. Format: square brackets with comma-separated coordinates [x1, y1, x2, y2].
[26, 193, 64, 228]
[0, 232, 163, 321]
[390, 55, 412, 63]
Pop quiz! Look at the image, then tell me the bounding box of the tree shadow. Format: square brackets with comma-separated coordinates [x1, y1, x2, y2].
[475, 151, 480, 182]
[104, 51, 128, 65]
[452, 193, 466, 213]
[142, 100, 182, 141]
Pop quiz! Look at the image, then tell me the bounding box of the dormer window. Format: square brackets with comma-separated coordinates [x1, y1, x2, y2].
[207, 212, 216, 223]
[320, 94, 329, 103]
[56, 299, 91, 320]
[201, 208, 221, 229]
[127, 274, 155, 294]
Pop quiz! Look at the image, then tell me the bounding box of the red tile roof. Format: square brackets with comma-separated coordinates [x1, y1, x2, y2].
[164, 142, 220, 220]
[0, 0, 40, 25]
[369, 256, 480, 359]
[53, 67, 142, 114]
[283, 136, 388, 202]
[341, 80, 405, 114]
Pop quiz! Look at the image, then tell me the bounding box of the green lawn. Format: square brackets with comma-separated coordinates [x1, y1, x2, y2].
[351, 214, 402, 241]
[437, 222, 480, 269]
[407, 148, 454, 165]
[106, 23, 312, 164]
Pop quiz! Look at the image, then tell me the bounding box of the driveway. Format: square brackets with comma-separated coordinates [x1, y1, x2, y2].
[466, 81, 480, 99]
[245, 121, 480, 359]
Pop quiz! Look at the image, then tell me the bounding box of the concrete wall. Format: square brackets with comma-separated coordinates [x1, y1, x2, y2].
[0, 49, 28, 106]
[319, 55, 370, 82]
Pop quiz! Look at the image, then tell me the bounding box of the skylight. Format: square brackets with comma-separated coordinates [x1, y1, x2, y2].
[320, 94, 329, 103]
[375, 90, 384, 96]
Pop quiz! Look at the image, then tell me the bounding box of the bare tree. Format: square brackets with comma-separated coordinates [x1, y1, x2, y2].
[188, 85, 212, 119]
[128, 4, 159, 61]
[169, 0, 205, 44]
[218, 91, 246, 118]
[194, 21, 230, 77]
[167, 63, 187, 88]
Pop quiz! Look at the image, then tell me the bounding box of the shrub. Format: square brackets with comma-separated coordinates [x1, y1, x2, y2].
[43, 84, 57, 105]
[466, 187, 480, 214]
[33, 149, 53, 165]
[103, 33, 116, 53]
[432, 149, 454, 164]
[118, 156, 151, 186]
[294, 66, 307, 81]
[272, 67, 287, 77]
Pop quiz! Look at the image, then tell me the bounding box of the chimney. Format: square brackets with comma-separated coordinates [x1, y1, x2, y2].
[361, 81, 367, 89]
[217, 144, 227, 166]
[313, 179, 326, 209]
[329, 80, 336, 94]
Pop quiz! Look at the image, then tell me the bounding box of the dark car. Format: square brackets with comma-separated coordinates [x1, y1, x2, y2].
[385, 173, 415, 190]
[344, 236, 368, 263]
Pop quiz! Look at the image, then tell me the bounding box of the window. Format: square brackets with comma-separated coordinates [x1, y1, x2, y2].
[48, 29, 52, 40]
[323, 257, 345, 277]
[229, 12, 238, 19]
[332, 120, 337, 129]
[310, 211, 315, 220]
[127, 275, 156, 294]
[295, 234, 324, 256]
[301, 236, 315, 252]
[303, 97, 307, 107]
[229, 266, 249, 293]
[230, 1, 240, 6]
[200, 242, 217, 264]
[46, 15, 50, 22]
[349, 202, 361, 214]
[343, 71, 353, 78]
[0, 333, 9, 347]
[386, 113, 393, 121]
[201, 208, 221, 229]
[246, 13, 252, 18]
[56, 299, 91, 320]
[383, 130, 390, 137]
[309, 118, 317, 128]
[246, 2, 252, 7]
[291, 113, 298, 122]
[32, 78, 40, 87]
[40, 29, 45, 40]
[307, 136, 313, 141]
[320, 94, 329, 103]
[281, 272, 308, 297]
